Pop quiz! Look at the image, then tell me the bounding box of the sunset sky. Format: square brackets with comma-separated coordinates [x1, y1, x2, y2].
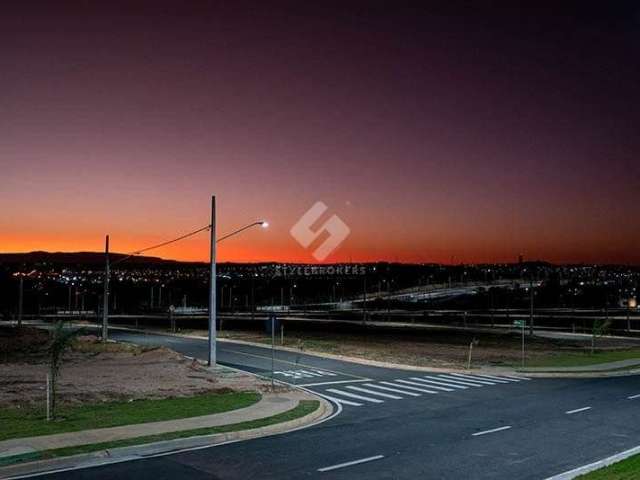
[1, 2, 639, 264]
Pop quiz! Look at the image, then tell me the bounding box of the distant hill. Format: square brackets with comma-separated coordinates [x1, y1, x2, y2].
[0, 251, 205, 268]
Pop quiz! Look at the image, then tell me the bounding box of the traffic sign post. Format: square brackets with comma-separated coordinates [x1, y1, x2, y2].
[513, 320, 525, 367]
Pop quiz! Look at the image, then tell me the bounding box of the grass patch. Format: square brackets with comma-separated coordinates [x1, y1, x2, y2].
[1, 400, 319, 467]
[0, 392, 260, 442]
[523, 349, 640, 369]
[576, 453, 640, 479]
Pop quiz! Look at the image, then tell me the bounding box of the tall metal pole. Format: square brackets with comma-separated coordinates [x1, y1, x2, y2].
[208, 196, 217, 367]
[362, 275, 367, 325]
[102, 235, 110, 342]
[521, 318, 525, 368]
[18, 275, 24, 327]
[271, 314, 275, 389]
[529, 278, 534, 336]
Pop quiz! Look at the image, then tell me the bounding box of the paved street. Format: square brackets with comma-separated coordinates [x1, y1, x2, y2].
[32, 330, 640, 479]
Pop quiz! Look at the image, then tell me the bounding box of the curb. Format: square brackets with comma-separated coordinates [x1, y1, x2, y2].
[516, 368, 640, 379]
[0, 397, 332, 480]
[544, 444, 640, 479]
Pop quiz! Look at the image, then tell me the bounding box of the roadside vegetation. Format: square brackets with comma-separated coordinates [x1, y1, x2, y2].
[576, 453, 640, 479]
[521, 349, 640, 369]
[0, 391, 260, 442]
[0, 400, 319, 467]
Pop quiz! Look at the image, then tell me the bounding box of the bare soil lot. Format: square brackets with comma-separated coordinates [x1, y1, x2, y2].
[208, 324, 640, 369]
[0, 326, 276, 409]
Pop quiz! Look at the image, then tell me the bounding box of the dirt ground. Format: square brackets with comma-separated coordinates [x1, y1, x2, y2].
[207, 326, 640, 368]
[0, 326, 279, 409]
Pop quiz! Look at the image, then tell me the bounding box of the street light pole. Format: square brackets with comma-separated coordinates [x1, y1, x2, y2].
[208, 195, 217, 367]
[102, 235, 109, 342]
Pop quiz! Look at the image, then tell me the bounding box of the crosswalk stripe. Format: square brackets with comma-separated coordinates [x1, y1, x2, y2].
[436, 375, 485, 387]
[393, 379, 439, 394]
[321, 393, 363, 407]
[499, 374, 531, 381]
[407, 378, 455, 392]
[473, 374, 520, 383]
[346, 385, 403, 400]
[421, 376, 469, 389]
[326, 388, 385, 403]
[298, 370, 323, 377]
[381, 381, 440, 394]
[363, 383, 421, 397]
[448, 373, 498, 385]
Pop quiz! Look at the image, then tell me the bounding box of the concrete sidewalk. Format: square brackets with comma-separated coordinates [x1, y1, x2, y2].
[0, 391, 317, 459]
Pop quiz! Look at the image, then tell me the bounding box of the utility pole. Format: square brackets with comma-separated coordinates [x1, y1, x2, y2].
[102, 235, 110, 342]
[208, 195, 217, 367]
[18, 275, 24, 327]
[521, 317, 525, 368]
[271, 313, 275, 389]
[362, 275, 367, 325]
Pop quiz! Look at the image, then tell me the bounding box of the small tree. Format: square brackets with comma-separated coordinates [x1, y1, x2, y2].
[591, 318, 611, 355]
[48, 321, 83, 419]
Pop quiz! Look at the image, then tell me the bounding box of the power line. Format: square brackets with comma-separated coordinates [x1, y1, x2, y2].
[109, 219, 266, 267]
[111, 224, 211, 266]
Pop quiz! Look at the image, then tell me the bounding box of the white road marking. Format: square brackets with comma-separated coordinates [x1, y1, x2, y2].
[381, 381, 440, 394]
[420, 377, 469, 389]
[436, 375, 485, 387]
[500, 374, 531, 381]
[346, 385, 403, 400]
[364, 383, 421, 397]
[222, 347, 367, 380]
[628, 394, 640, 400]
[320, 393, 363, 407]
[393, 379, 439, 393]
[297, 379, 372, 387]
[407, 378, 455, 392]
[472, 425, 512, 436]
[318, 455, 385, 472]
[453, 373, 510, 384]
[445, 374, 496, 385]
[326, 388, 384, 403]
[298, 370, 324, 376]
[566, 406, 592, 415]
[473, 374, 521, 383]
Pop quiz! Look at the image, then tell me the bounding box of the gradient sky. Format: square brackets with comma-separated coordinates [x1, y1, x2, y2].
[1, 2, 639, 264]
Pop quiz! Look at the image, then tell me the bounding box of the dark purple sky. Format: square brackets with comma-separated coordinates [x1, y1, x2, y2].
[2, 2, 639, 264]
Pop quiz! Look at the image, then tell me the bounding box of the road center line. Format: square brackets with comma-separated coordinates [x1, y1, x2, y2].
[318, 455, 385, 472]
[628, 394, 640, 400]
[566, 406, 592, 415]
[472, 426, 512, 437]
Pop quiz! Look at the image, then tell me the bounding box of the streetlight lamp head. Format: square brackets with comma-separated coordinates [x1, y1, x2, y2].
[261, 221, 269, 228]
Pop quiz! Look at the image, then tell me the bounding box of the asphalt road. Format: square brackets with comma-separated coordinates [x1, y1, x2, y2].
[37, 329, 640, 480]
